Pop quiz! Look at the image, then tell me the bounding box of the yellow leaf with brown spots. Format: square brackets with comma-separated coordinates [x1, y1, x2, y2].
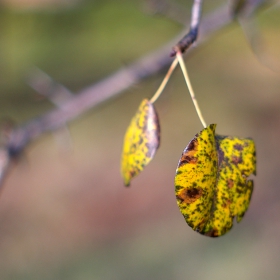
[175, 124, 256, 237]
[121, 99, 160, 186]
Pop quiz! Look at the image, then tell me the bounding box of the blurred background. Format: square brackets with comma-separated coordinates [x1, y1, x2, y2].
[0, 0, 279, 279]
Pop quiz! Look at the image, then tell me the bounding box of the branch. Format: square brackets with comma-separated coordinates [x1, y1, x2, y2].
[170, 0, 203, 56]
[1, 0, 267, 187]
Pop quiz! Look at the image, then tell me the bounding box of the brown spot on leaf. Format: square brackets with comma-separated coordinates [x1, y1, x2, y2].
[178, 138, 199, 167]
[188, 138, 198, 151]
[227, 179, 234, 189]
[217, 148, 225, 167]
[223, 199, 231, 208]
[204, 228, 219, 237]
[177, 187, 203, 204]
[234, 144, 243, 151]
[178, 155, 197, 166]
[232, 155, 242, 165]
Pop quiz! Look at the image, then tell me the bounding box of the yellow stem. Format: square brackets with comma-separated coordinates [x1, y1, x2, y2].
[150, 58, 178, 104]
[176, 51, 207, 128]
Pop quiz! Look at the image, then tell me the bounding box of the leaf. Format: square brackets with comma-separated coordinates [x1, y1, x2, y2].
[175, 124, 256, 237]
[121, 99, 160, 186]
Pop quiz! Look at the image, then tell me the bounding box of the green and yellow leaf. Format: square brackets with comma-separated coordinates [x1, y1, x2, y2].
[121, 99, 160, 186]
[175, 124, 256, 237]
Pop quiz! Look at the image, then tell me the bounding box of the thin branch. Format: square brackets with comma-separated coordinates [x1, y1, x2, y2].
[170, 0, 203, 56]
[1, 1, 267, 186]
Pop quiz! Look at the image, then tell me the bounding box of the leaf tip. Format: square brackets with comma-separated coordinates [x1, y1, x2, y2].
[123, 178, 131, 187]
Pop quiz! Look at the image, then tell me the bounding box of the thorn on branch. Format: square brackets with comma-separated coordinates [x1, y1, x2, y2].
[27, 68, 73, 107]
[27, 68, 73, 150]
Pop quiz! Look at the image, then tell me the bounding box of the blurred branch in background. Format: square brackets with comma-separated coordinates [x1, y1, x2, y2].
[0, 0, 272, 190]
[1, 0, 82, 10]
[144, 0, 189, 25]
[235, 0, 280, 71]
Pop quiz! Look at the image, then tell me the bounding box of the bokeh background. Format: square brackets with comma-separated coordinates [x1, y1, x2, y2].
[0, 0, 279, 279]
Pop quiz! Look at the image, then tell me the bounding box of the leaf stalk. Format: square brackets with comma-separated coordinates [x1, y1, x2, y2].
[150, 58, 178, 104]
[176, 51, 207, 128]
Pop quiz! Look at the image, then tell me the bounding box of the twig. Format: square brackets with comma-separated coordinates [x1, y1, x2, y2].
[1, 1, 266, 186]
[170, 0, 203, 56]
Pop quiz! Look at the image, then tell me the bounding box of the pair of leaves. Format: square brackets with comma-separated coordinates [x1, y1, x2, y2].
[175, 124, 256, 237]
[121, 100, 256, 237]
